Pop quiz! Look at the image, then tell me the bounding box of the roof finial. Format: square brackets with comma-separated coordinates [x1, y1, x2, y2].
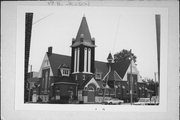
[107, 52, 113, 63]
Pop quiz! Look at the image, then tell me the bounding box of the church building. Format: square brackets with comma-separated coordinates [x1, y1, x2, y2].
[32, 16, 148, 103]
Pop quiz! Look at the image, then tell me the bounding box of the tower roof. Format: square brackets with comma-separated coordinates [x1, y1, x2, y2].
[71, 16, 95, 47]
[107, 53, 113, 61]
[76, 16, 91, 42]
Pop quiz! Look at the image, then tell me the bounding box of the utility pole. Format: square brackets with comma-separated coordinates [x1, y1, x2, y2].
[28, 64, 32, 102]
[155, 14, 161, 104]
[103, 63, 111, 103]
[130, 49, 133, 105]
[130, 59, 133, 105]
[154, 72, 157, 104]
[158, 72, 160, 103]
[115, 85, 117, 98]
[103, 78, 108, 103]
[102, 79, 105, 103]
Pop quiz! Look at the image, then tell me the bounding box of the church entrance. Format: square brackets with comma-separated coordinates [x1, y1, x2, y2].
[87, 86, 95, 103]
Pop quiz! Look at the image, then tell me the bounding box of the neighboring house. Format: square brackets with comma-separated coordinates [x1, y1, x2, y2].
[26, 72, 39, 102]
[33, 16, 147, 103]
[27, 77, 39, 102]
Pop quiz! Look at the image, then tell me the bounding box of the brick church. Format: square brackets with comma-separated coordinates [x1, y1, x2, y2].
[31, 16, 148, 103]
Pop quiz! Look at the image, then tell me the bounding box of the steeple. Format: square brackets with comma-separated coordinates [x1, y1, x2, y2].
[107, 52, 113, 63]
[76, 16, 91, 42]
[71, 16, 96, 86]
[71, 16, 95, 47]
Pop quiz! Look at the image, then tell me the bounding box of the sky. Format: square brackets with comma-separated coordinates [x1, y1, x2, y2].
[19, 6, 159, 79]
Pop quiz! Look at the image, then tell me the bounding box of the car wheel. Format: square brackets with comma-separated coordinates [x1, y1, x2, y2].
[118, 102, 121, 105]
[109, 102, 112, 105]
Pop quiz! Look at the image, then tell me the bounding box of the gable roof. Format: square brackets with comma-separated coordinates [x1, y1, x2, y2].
[78, 76, 92, 89]
[84, 77, 101, 88]
[104, 70, 122, 81]
[113, 60, 131, 79]
[96, 80, 104, 88]
[48, 53, 71, 76]
[96, 80, 110, 89]
[103, 61, 130, 82]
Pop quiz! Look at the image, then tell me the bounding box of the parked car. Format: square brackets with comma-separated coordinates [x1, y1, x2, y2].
[146, 101, 159, 105]
[104, 98, 124, 105]
[146, 96, 159, 105]
[133, 98, 150, 105]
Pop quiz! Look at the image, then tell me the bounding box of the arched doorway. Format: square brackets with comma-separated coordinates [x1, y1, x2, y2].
[87, 85, 96, 103]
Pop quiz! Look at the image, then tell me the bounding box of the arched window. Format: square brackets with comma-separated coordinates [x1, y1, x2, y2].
[77, 48, 80, 72]
[88, 48, 91, 72]
[88, 86, 94, 91]
[74, 48, 77, 72]
[84, 47, 87, 72]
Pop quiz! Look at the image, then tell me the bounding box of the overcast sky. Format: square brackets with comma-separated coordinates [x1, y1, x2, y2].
[18, 6, 160, 79]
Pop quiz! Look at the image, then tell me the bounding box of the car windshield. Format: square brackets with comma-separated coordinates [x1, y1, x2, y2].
[104, 98, 111, 100]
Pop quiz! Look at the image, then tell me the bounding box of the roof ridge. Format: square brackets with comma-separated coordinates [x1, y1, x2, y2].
[51, 53, 71, 57]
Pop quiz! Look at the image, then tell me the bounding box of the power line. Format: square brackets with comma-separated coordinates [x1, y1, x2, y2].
[112, 15, 121, 54]
[33, 13, 53, 25]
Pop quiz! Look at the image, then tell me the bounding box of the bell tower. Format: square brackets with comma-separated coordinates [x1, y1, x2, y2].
[71, 16, 96, 85]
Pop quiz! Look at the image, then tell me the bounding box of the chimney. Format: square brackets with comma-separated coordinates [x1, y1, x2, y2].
[48, 46, 52, 55]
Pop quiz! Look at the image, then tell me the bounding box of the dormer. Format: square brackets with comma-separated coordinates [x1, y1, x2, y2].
[58, 64, 70, 77]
